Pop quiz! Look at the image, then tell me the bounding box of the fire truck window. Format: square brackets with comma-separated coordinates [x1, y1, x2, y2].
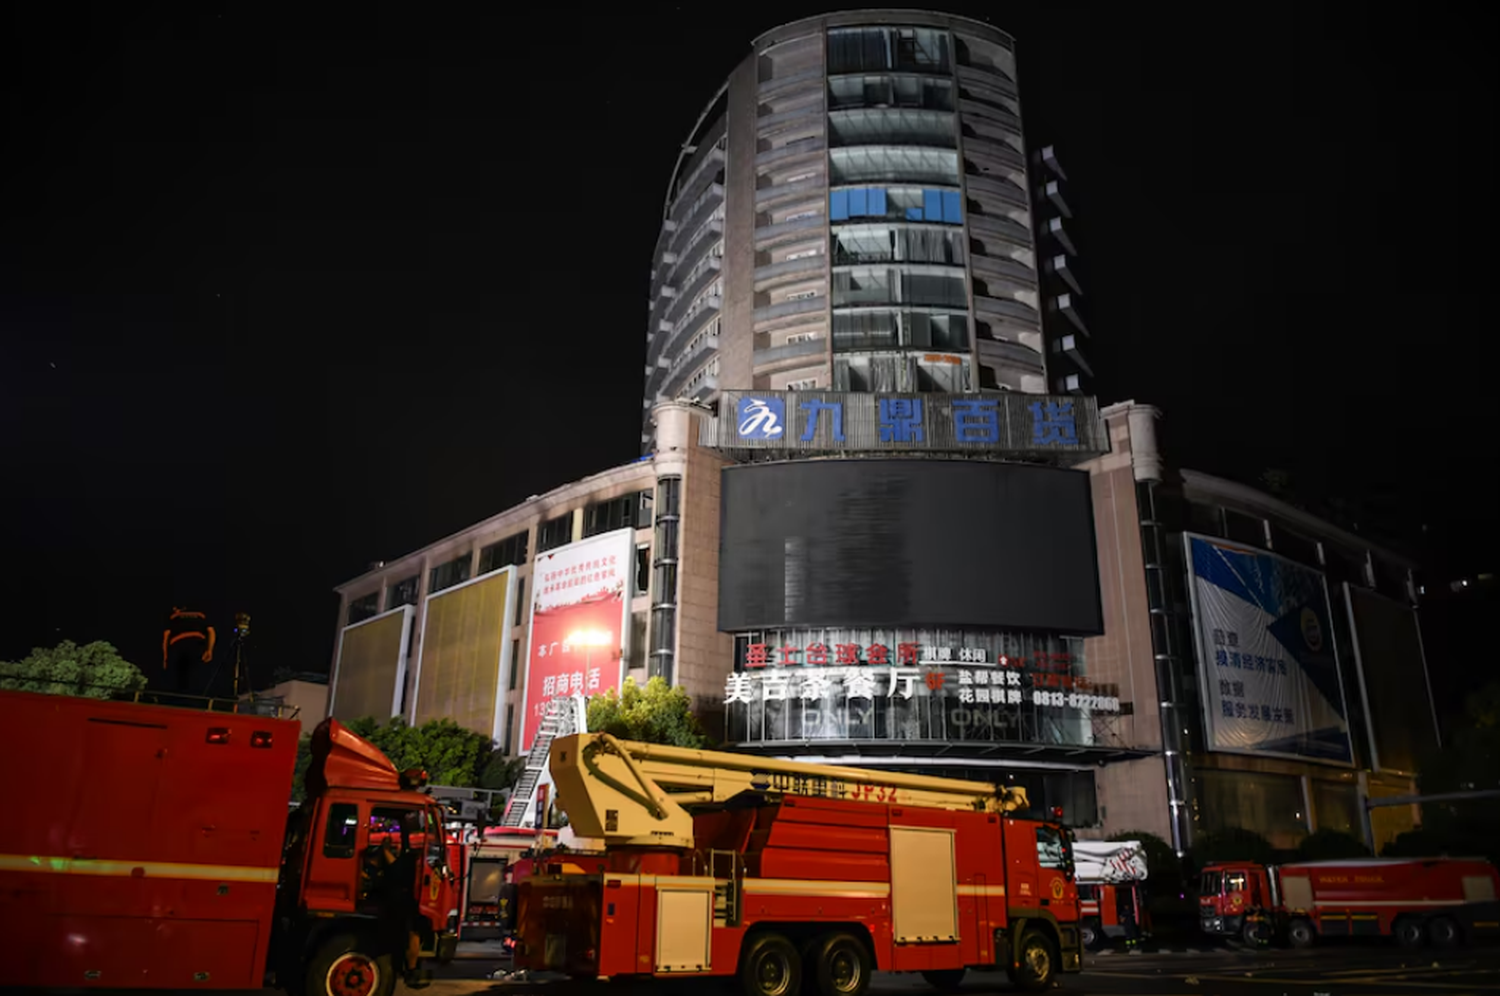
[424, 807, 446, 869]
[1035, 826, 1067, 869]
[1198, 871, 1222, 896]
[1226, 871, 1247, 892]
[323, 803, 360, 859]
[369, 807, 422, 854]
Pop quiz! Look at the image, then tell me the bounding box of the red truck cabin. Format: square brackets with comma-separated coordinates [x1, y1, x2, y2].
[517, 793, 1079, 983]
[0, 690, 299, 989]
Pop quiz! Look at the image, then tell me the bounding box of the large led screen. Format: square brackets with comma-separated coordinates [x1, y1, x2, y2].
[717, 460, 1103, 634]
[413, 568, 514, 742]
[330, 605, 411, 722]
[1344, 585, 1439, 774]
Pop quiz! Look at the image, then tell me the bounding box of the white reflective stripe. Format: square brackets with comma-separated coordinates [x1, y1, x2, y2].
[604, 875, 718, 888]
[956, 884, 1008, 897]
[743, 878, 890, 899]
[0, 853, 278, 883]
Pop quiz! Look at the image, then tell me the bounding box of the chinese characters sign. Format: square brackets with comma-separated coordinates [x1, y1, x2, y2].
[520, 527, 635, 754]
[1185, 534, 1354, 765]
[707, 391, 1105, 460]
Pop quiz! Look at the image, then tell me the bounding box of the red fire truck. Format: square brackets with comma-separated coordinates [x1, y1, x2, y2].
[0, 689, 461, 994]
[451, 826, 557, 938]
[1073, 841, 1150, 950]
[513, 732, 1083, 994]
[1199, 857, 1500, 948]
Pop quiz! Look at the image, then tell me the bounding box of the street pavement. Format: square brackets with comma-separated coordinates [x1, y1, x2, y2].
[153, 940, 1500, 995]
[419, 941, 1500, 995]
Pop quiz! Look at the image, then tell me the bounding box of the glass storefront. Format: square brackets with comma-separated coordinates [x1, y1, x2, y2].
[724, 628, 1123, 748]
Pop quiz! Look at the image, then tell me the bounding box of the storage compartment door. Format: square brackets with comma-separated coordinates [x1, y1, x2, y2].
[1281, 875, 1314, 911]
[655, 888, 712, 972]
[891, 826, 958, 943]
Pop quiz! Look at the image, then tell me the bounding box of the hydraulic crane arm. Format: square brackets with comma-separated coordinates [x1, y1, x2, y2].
[548, 732, 1031, 850]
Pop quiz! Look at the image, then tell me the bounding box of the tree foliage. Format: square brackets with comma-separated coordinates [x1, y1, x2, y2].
[1382, 680, 1500, 865]
[1296, 829, 1370, 861]
[0, 640, 147, 700]
[586, 676, 712, 748]
[1191, 827, 1276, 868]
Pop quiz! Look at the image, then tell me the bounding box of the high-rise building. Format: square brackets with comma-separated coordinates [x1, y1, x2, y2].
[643, 10, 1088, 450]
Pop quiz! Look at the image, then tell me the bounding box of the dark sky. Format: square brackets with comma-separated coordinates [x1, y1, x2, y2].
[2, 3, 1492, 698]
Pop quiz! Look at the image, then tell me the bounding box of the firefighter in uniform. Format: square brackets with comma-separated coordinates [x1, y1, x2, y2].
[163, 606, 216, 695]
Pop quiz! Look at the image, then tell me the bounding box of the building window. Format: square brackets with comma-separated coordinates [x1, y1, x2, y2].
[583, 491, 652, 538]
[829, 147, 959, 186]
[514, 577, 526, 626]
[786, 248, 822, 261]
[386, 574, 420, 610]
[827, 26, 952, 76]
[786, 332, 821, 345]
[428, 555, 471, 594]
[509, 640, 520, 690]
[787, 378, 819, 391]
[537, 515, 572, 553]
[347, 592, 379, 626]
[636, 544, 651, 596]
[503, 703, 515, 753]
[479, 531, 529, 573]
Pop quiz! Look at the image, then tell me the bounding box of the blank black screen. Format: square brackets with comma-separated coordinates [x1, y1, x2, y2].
[718, 460, 1103, 634]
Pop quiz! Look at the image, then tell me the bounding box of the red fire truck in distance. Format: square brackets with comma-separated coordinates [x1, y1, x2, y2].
[0, 689, 460, 994]
[1199, 857, 1500, 948]
[513, 733, 1083, 995]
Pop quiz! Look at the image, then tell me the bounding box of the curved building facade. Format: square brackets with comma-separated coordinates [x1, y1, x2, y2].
[644, 11, 1085, 451]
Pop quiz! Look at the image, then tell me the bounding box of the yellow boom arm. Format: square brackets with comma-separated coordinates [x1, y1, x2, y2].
[548, 732, 1031, 849]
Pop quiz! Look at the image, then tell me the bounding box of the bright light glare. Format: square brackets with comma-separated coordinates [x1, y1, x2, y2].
[566, 629, 614, 648]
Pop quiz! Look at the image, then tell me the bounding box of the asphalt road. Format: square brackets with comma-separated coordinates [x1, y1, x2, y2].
[416, 942, 1500, 995]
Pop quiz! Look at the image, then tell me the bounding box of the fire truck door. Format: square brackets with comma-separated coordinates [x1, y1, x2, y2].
[417, 806, 454, 931]
[1223, 869, 1250, 919]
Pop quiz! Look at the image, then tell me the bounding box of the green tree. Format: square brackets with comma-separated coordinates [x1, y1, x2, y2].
[1191, 827, 1276, 868]
[1296, 829, 1370, 861]
[1382, 680, 1500, 864]
[0, 639, 147, 700]
[586, 676, 712, 748]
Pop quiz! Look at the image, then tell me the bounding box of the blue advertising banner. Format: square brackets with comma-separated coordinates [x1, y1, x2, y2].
[1184, 533, 1354, 765]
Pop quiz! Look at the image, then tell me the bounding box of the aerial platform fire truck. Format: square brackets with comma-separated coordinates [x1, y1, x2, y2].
[513, 732, 1084, 995]
[1073, 840, 1150, 950]
[0, 688, 460, 994]
[1199, 856, 1500, 948]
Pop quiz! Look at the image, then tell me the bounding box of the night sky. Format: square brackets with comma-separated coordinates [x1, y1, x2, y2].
[2, 5, 1491, 706]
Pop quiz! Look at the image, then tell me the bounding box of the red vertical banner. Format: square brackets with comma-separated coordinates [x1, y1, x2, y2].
[520, 528, 635, 754]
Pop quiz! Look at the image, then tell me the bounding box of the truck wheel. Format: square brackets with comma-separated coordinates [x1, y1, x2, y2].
[1080, 918, 1104, 951]
[1395, 918, 1426, 949]
[1006, 929, 1057, 993]
[1429, 916, 1461, 949]
[1287, 918, 1316, 949]
[1242, 918, 1272, 948]
[919, 969, 965, 991]
[811, 933, 872, 996]
[740, 933, 802, 996]
[306, 934, 396, 996]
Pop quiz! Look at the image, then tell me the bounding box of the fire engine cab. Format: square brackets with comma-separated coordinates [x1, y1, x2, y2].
[513, 732, 1083, 995]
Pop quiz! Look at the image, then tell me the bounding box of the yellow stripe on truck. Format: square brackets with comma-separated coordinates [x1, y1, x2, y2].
[0, 853, 279, 883]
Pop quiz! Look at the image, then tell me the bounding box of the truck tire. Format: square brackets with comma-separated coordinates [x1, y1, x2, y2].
[305, 933, 396, 996]
[1006, 929, 1057, 993]
[1395, 918, 1426, 949]
[810, 933, 872, 996]
[1287, 918, 1316, 949]
[1080, 918, 1104, 951]
[919, 968, 965, 991]
[740, 933, 802, 996]
[1429, 916, 1461, 949]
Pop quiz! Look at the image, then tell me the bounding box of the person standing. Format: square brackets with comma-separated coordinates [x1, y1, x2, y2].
[163, 606, 215, 695]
